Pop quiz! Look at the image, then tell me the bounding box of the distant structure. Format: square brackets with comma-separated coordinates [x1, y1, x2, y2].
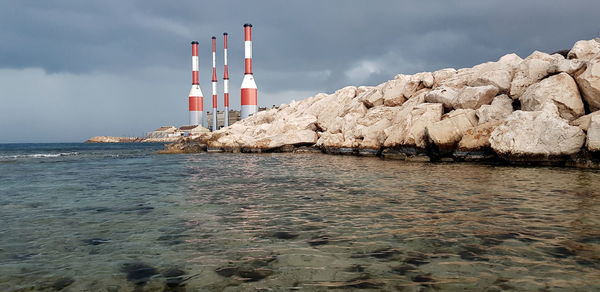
[188, 41, 204, 126]
[146, 126, 182, 138]
[206, 110, 241, 131]
[211, 36, 218, 131]
[179, 125, 210, 136]
[240, 23, 258, 119]
[223, 32, 230, 127]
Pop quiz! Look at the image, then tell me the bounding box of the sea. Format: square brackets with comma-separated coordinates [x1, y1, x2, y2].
[0, 143, 599, 291]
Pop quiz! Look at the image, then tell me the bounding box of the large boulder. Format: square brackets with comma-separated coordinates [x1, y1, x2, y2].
[510, 51, 554, 98]
[469, 69, 512, 94]
[457, 121, 503, 151]
[424, 86, 458, 110]
[548, 58, 586, 75]
[575, 57, 600, 112]
[467, 53, 522, 94]
[568, 39, 600, 62]
[357, 87, 384, 108]
[381, 78, 408, 107]
[427, 109, 478, 150]
[489, 104, 585, 160]
[520, 72, 584, 121]
[570, 111, 600, 131]
[355, 106, 399, 149]
[476, 94, 513, 124]
[432, 68, 457, 88]
[383, 73, 430, 106]
[454, 85, 499, 110]
[383, 99, 443, 149]
[586, 115, 600, 151]
[257, 130, 318, 149]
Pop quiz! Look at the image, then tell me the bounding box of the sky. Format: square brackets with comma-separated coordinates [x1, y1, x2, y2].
[0, 0, 599, 143]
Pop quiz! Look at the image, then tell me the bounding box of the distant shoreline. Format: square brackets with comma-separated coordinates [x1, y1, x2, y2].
[85, 136, 179, 143]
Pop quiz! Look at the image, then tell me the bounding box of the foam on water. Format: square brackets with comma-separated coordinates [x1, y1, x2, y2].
[0, 152, 80, 160]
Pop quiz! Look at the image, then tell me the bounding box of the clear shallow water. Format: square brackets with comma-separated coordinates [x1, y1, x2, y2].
[0, 143, 599, 291]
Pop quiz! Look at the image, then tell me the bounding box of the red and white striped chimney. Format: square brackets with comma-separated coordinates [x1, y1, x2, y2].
[189, 41, 204, 126]
[240, 23, 257, 119]
[223, 32, 230, 127]
[211, 36, 218, 131]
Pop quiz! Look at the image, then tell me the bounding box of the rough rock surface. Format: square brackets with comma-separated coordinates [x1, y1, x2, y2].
[571, 111, 600, 131]
[383, 98, 443, 149]
[568, 39, 600, 62]
[457, 121, 502, 151]
[490, 104, 585, 160]
[575, 57, 600, 112]
[586, 115, 600, 151]
[520, 72, 584, 121]
[476, 94, 513, 124]
[510, 51, 554, 98]
[427, 109, 478, 150]
[424, 87, 458, 110]
[454, 85, 499, 110]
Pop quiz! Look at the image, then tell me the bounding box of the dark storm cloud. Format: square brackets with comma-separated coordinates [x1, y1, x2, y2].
[0, 0, 599, 142]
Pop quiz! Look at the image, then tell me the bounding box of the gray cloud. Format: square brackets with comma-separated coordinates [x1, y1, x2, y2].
[0, 0, 599, 142]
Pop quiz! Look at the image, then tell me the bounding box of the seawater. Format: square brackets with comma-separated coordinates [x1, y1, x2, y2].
[0, 143, 599, 291]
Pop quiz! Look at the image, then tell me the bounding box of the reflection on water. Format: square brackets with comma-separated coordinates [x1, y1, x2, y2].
[0, 144, 599, 291]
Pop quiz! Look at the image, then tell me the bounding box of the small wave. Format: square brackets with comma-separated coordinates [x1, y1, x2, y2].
[0, 152, 80, 160]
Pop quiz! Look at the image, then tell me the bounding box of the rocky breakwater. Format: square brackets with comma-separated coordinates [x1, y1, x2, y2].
[86, 136, 181, 143]
[163, 39, 600, 168]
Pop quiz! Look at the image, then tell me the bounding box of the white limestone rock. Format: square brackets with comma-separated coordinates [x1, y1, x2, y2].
[570, 111, 600, 131]
[357, 87, 384, 108]
[489, 104, 585, 159]
[548, 58, 586, 75]
[457, 121, 503, 151]
[381, 78, 408, 107]
[432, 68, 457, 88]
[424, 86, 458, 110]
[454, 85, 499, 110]
[469, 69, 513, 94]
[586, 115, 600, 151]
[520, 72, 584, 121]
[510, 51, 554, 98]
[476, 94, 513, 124]
[575, 56, 600, 112]
[568, 39, 600, 62]
[427, 109, 478, 149]
[383, 96, 443, 149]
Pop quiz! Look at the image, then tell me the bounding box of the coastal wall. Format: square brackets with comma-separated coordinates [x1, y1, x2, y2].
[162, 39, 600, 168]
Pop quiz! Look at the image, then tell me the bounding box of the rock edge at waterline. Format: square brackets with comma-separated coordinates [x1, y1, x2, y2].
[162, 39, 600, 168]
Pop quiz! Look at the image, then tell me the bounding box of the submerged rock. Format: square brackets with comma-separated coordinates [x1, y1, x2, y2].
[271, 231, 299, 240]
[52, 277, 75, 291]
[120, 262, 159, 285]
[162, 268, 187, 288]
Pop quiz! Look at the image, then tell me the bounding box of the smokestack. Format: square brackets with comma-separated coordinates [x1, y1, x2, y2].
[240, 23, 257, 119]
[223, 33, 230, 127]
[189, 41, 204, 126]
[211, 36, 218, 131]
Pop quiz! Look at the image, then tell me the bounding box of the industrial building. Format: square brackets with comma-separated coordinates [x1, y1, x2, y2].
[206, 110, 241, 131]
